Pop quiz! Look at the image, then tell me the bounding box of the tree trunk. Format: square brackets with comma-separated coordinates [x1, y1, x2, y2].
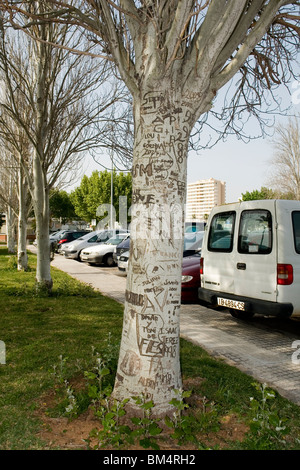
[32, 36, 52, 293]
[6, 205, 16, 254]
[113, 85, 195, 416]
[17, 165, 28, 271]
[33, 153, 52, 293]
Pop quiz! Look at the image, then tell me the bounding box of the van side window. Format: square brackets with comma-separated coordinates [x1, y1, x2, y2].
[292, 211, 300, 254]
[208, 211, 235, 252]
[238, 210, 272, 254]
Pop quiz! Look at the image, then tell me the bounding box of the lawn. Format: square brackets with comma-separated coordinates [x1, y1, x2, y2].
[1, 246, 300, 450]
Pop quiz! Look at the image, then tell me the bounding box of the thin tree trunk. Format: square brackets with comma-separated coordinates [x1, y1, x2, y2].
[17, 163, 28, 271]
[32, 34, 52, 293]
[33, 152, 52, 292]
[113, 86, 195, 416]
[6, 205, 16, 254]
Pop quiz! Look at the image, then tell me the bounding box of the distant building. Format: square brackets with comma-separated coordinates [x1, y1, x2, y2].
[186, 178, 226, 221]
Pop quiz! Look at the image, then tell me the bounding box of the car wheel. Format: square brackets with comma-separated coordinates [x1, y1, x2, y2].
[229, 309, 254, 320]
[77, 251, 82, 262]
[104, 254, 115, 267]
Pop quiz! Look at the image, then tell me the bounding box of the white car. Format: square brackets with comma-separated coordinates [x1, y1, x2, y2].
[80, 234, 129, 267]
[62, 229, 128, 260]
[118, 250, 129, 273]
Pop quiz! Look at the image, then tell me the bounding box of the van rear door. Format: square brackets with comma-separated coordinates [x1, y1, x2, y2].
[202, 200, 277, 304]
[233, 200, 277, 303]
[203, 207, 237, 295]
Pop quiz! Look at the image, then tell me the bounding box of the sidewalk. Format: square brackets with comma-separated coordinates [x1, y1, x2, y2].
[48, 251, 300, 407]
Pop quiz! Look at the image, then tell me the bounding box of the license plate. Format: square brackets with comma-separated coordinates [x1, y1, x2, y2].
[217, 297, 245, 311]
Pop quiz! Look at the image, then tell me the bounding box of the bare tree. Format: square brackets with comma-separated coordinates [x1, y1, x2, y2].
[0, 3, 129, 291]
[0, 92, 34, 270]
[268, 116, 300, 199]
[1, 0, 299, 415]
[0, 150, 18, 253]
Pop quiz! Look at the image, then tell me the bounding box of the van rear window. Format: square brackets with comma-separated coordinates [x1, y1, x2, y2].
[292, 212, 300, 254]
[238, 210, 272, 254]
[208, 211, 235, 252]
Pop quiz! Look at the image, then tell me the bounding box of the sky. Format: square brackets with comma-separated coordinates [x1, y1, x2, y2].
[186, 79, 300, 203]
[187, 129, 274, 203]
[70, 80, 300, 205]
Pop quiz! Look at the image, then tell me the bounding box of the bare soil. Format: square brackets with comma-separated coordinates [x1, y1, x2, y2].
[35, 376, 249, 450]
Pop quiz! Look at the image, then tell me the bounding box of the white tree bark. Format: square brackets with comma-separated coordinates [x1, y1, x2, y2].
[33, 150, 52, 291]
[6, 205, 16, 254]
[17, 162, 28, 271]
[113, 82, 199, 414]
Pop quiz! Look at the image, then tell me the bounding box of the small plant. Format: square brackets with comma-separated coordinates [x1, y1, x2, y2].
[131, 395, 162, 450]
[165, 388, 197, 445]
[49, 355, 82, 419]
[51, 355, 69, 384]
[64, 380, 80, 419]
[84, 347, 112, 406]
[102, 332, 120, 368]
[6, 255, 17, 270]
[245, 382, 290, 449]
[88, 398, 132, 449]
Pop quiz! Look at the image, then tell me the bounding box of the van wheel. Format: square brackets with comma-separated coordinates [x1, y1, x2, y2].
[230, 309, 254, 320]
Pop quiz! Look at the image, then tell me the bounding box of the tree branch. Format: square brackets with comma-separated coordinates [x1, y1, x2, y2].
[211, 0, 288, 91]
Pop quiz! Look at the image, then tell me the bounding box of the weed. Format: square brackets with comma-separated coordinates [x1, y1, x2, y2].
[6, 255, 18, 270]
[88, 398, 131, 449]
[244, 382, 290, 449]
[131, 395, 162, 450]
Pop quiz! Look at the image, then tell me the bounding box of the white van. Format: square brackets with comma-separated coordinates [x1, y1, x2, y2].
[198, 200, 300, 319]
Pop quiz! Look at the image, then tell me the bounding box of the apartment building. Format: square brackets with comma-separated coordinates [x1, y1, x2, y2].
[186, 177, 226, 221]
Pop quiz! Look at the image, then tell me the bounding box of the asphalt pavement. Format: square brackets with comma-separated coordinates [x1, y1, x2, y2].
[41, 249, 300, 407]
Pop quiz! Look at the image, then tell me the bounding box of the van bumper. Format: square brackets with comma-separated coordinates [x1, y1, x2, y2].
[198, 287, 293, 318]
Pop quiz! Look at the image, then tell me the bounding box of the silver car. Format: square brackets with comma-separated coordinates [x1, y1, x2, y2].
[62, 229, 128, 260]
[80, 234, 129, 266]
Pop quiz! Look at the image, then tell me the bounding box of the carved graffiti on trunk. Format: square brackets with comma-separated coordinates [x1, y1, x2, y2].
[113, 87, 195, 407]
[136, 312, 179, 358]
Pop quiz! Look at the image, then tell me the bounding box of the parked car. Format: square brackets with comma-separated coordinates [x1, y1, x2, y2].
[185, 221, 206, 233]
[181, 253, 201, 303]
[183, 231, 204, 257]
[118, 250, 129, 273]
[80, 233, 129, 266]
[33, 230, 69, 248]
[118, 249, 201, 302]
[113, 235, 130, 264]
[56, 231, 90, 252]
[62, 229, 128, 260]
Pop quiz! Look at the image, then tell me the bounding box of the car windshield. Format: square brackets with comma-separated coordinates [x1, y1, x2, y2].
[183, 231, 204, 251]
[77, 232, 95, 241]
[116, 236, 130, 248]
[105, 236, 127, 245]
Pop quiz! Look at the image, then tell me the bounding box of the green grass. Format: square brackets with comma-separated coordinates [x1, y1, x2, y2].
[0, 248, 123, 449]
[1, 246, 300, 450]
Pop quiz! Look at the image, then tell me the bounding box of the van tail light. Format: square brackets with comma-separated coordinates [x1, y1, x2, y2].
[277, 264, 293, 285]
[200, 257, 204, 275]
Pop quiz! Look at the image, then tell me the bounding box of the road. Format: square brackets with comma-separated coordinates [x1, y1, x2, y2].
[47, 250, 300, 407]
